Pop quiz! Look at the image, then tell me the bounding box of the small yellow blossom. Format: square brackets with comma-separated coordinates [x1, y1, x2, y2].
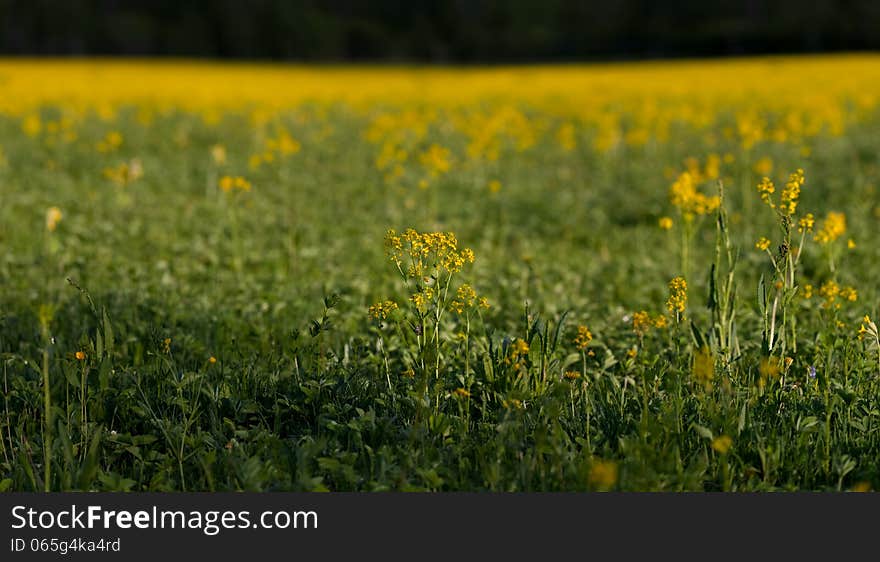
[755, 237, 771, 251]
[658, 216, 673, 230]
[563, 371, 581, 381]
[711, 435, 733, 455]
[45, 207, 63, 232]
[452, 387, 471, 398]
[75, 351, 86, 361]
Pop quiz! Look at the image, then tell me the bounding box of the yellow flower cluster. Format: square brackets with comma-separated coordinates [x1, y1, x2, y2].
[632, 311, 667, 337]
[779, 168, 805, 216]
[418, 144, 452, 178]
[368, 300, 399, 320]
[511, 338, 530, 356]
[574, 325, 593, 350]
[755, 237, 771, 251]
[384, 228, 475, 279]
[563, 371, 581, 381]
[757, 168, 804, 216]
[797, 213, 815, 233]
[410, 287, 435, 313]
[449, 284, 489, 315]
[757, 176, 775, 207]
[814, 211, 846, 244]
[818, 280, 858, 309]
[218, 175, 252, 193]
[666, 276, 688, 315]
[669, 171, 720, 219]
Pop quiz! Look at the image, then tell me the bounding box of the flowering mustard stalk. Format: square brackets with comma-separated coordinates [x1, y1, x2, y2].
[756, 168, 807, 357]
[383, 228, 477, 408]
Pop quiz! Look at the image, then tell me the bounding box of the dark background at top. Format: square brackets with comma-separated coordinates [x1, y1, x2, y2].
[1, 0, 878, 62]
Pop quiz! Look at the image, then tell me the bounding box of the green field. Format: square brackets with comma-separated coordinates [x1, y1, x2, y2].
[1, 59, 879, 492]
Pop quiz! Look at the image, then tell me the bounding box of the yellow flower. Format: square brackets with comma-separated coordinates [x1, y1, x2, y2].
[756, 176, 776, 207]
[452, 387, 471, 398]
[45, 206, 63, 232]
[658, 216, 673, 230]
[802, 284, 813, 299]
[218, 175, 252, 193]
[711, 435, 733, 455]
[755, 237, 771, 251]
[209, 356, 217, 364]
[410, 288, 434, 313]
[840, 286, 858, 302]
[669, 171, 720, 219]
[632, 311, 653, 337]
[779, 168, 805, 216]
[847, 239, 856, 250]
[666, 276, 688, 315]
[797, 213, 815, 233]
[96, 131, 123, 153]
[858, 315, 877, 341]
[512, 338, 530, 356]
[368, 300, 399, 320]
[588, 460, 618, 490]
[753, 156, 773, 176]
[450, 284, 478, 314]
[563, 371, 581, 381]
[488, 179, 502, 194]
[814, 211, 846, 244]
[819, 280, 841, 308]
[75, 351, 86, 361]
[574, 325, 593, 350]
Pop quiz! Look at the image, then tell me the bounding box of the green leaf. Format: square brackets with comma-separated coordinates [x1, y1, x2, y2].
[102, 308, 114, 357]
[692, 424, 714, 440]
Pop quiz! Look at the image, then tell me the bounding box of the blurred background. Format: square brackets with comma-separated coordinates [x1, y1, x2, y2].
[1, 0, 878, 62]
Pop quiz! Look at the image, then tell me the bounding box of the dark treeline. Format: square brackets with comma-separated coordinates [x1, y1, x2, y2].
[1, 0, 878, 62]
